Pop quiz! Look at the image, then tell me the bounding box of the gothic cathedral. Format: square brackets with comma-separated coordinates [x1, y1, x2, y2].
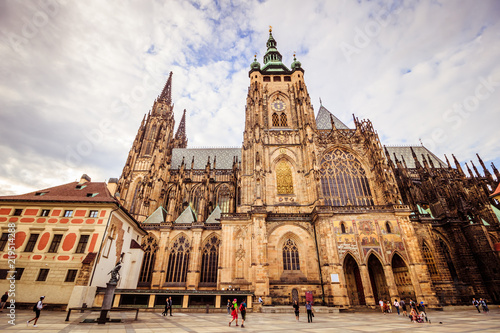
[116, 29, 500, 307]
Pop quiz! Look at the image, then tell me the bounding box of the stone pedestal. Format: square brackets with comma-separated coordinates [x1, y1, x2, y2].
[98, 282, 117, 324]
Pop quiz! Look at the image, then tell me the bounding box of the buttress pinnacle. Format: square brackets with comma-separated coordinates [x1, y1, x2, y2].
[174, 109, 188, 148]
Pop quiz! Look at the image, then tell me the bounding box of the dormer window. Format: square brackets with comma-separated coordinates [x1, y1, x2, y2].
[35, 192, 48, 196]
[75, 185, 87, 190]
[86, 193, 99, 197]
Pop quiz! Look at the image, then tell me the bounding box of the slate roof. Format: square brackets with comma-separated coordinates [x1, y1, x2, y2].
[0, 181, 116, 203]
[315, 105, 349, 130]
[171, 148, 241, 170]
[385, 146, 446, 169]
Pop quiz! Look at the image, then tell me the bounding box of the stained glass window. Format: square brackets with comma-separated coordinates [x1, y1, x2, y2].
[139, 234, 158, 284]
[216, 185, 231, 213]
[200, 236, 220, 283]
[422, 242, 439, 277]
[319, 149, 374, 206]
[283, 239, 300, 270]
[165, 235, 190, 283]
[276, 160, 293, 194]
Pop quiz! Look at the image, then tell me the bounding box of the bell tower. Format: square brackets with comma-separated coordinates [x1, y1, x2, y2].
[240, 28, 319, 212]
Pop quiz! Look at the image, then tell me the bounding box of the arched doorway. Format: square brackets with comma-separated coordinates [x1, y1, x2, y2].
[391, 253, 415, 301]
[368, 254, 390, 304]
[344, 254, 366, 305]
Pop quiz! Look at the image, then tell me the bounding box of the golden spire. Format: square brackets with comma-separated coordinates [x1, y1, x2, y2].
[269, 25, 272, 32]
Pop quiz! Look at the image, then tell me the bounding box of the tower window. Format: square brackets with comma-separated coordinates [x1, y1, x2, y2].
[280, 113, 288, 127]
[386, 222, 392, 234]
[284, 76, 291, 82]
[276, 160, 294, 195]
[341, 223, 346, 234]
[273, 76, 281, 82]
[263, 76, 271, 82]
[272, 113, 280, 126]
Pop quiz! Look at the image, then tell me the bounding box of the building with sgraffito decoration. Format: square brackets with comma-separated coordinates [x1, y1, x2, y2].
[0, 175, 146, 309]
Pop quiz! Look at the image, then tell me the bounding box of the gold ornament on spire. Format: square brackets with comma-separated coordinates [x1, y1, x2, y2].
[269, 25, 272, 32]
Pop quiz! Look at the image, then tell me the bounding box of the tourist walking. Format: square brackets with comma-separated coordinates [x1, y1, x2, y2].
[168, 297, 173, 316]
[393, 299, 400, 315]
[292, 300, 300, 322]
[240, 299, 247, 328]
[379, 299, 384, 313]
[472, 298, 481, 313]
[229, 299, 239, 326]
[480, 298, 489, 313]
[0, 291, 8, 312]
[27, 296, 45, 327]
[227, 299, 232, 315]
[258, 296, 263, 303]
[400, 299, 407, 317]
[306, 301, 313, 323]
[163, 296, 170, 316]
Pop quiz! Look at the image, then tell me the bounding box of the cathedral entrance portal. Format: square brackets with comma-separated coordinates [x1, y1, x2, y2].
[344, 254, 366, 305]
[368, 254, 390, 304]
[392, 253, 415, 301]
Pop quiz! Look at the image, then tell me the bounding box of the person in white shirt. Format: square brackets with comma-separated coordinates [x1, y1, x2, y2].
[379, 299, 384, 313]
[393, 299, 400, 315]
[27, 296, 45, 327]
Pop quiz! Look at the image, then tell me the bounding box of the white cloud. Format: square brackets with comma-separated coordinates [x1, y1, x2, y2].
[0, 0, 499, 195]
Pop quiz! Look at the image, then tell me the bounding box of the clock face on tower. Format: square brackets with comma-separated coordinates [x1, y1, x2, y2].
[271, 100, 285, 112]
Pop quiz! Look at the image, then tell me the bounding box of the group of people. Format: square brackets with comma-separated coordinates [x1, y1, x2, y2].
[292, 300, 315, 323]
[227, 298, 247, 327]
[472, 298, 489, 313]
[379, 298, 429, 323]
[162, 297, 173, 316]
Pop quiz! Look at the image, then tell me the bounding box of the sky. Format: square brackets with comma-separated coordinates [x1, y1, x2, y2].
[0, 0, 499, 196]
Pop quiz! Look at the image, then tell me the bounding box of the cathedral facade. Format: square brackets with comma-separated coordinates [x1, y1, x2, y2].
[116, 30, 500, 307]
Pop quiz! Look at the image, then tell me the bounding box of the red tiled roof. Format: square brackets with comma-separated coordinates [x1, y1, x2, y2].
[491, 183, 500, 198]
[130, 239, 142, 249]
[0, 181, 117, 203]
[82, 252, 97, 264]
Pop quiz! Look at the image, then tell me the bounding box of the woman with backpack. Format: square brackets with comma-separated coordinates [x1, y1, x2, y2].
[27, 296, 45, 327]
[229, 298, 239, 326]
[239, 300, 247, 328]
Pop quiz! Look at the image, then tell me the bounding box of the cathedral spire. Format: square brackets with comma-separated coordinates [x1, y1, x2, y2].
[159, 71, 173, 105]
[174, 109, 188, 148]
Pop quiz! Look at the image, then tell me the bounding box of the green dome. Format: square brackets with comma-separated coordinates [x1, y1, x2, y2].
[250, 55, 261, 70]
[291, 54, 301, 70]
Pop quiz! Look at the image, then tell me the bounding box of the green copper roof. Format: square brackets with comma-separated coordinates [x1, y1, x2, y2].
[175, 205, 197, 223]
[261, 30, 290, 74]
[143, 206, 168, 224]
[206, 206, 221, 223]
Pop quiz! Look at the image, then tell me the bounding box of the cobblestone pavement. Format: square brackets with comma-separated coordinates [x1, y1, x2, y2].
[1, 307, 499, 332]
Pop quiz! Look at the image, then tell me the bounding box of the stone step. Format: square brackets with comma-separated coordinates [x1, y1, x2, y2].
[261, 306, 339, 314]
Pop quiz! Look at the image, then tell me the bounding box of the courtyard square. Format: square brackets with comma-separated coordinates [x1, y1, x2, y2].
[1, 308, 499, 332]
